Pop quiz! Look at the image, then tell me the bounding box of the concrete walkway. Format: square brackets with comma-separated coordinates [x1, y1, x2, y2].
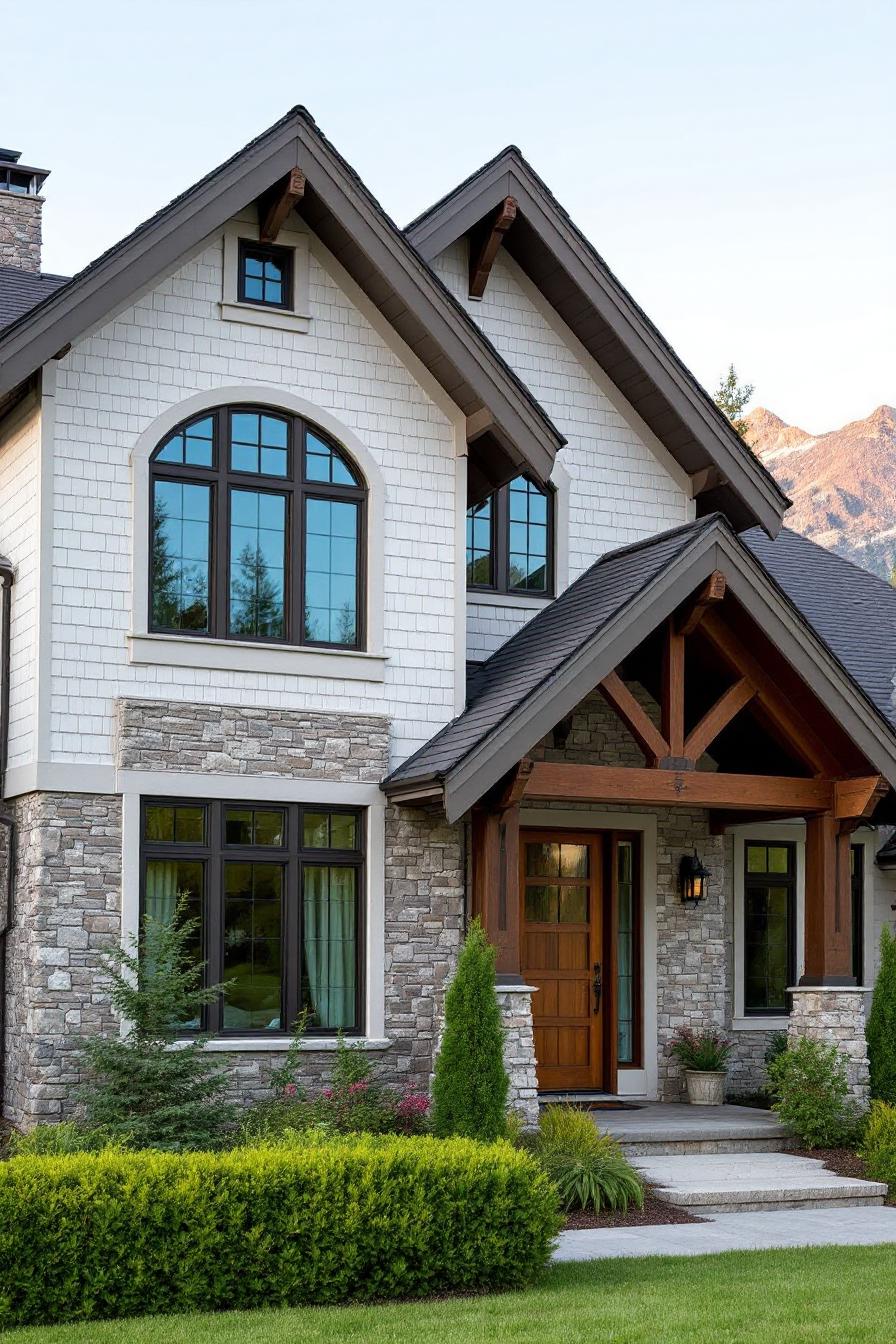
[555, 1207, 896, 1261]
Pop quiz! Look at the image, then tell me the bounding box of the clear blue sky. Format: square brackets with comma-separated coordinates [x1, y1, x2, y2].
[4, 0, 894, 431]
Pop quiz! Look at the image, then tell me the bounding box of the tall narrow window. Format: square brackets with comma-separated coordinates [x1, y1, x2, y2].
[743, 841, 796, 1015]
[465, 474, 553, 595]
[616, 838, 639, 1064]
[140, 799, 365, 1036]
[149, 407, 366, 649]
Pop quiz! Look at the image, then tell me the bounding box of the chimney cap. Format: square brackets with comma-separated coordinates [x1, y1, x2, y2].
[0, 149, 22, 163]
[0, 148, 50, 195]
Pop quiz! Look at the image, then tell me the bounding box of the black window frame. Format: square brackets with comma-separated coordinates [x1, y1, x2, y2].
[149, 405, 367, 651]
[743, 840, 797, 1017]
[140, 797, 366, 1038]
[466, 475, 555, 597]
[237, 240, 294, 310]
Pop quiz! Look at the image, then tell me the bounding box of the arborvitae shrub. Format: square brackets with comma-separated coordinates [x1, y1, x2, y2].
[432, 918, 508, 1141]
[867, 925, 896, 1104]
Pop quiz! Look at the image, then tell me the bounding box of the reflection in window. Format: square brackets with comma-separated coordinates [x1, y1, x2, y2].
[304, 498, 358, 645]
[617, 840, 636, 1064]
[229, 489, 287, 638]
[140, 799, 364, 1036]
[149, 408, 366, 648]
[151, 479, 211, 631]
[223, 862, 283, 1031]
[238, 243, 291, 308]
[465, 474, 552, 595]
[744, 842, 795, 1014]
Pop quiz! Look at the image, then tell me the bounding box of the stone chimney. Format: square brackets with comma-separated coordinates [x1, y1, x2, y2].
[0, 148, 50, 273]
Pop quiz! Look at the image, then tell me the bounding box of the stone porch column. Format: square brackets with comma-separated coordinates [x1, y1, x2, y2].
[787, 986, 870, 1105]
[495, 983, 539, 1129]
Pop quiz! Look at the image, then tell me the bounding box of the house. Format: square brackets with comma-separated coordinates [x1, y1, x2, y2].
[0, 111, 894, 1130]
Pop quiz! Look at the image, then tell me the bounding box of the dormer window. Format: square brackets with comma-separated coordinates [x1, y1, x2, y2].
[237, 241, 293, 310]
[466, 474, 553, 596]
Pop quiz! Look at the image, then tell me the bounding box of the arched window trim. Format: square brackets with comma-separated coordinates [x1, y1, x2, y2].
[466, 474, 556, 598]
[148, 403, 368, 652]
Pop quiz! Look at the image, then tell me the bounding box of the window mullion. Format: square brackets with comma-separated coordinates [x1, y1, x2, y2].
[214, 408, 228, 637]
[496, 485, 508, 591]
[206, 800, 223, 1034]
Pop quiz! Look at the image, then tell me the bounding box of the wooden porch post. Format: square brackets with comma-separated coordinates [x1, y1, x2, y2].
[802, 811, 854, 985]
[471, 803, 522, 982]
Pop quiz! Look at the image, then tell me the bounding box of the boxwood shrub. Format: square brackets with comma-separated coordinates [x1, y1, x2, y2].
[0, 1134, 560, 1328]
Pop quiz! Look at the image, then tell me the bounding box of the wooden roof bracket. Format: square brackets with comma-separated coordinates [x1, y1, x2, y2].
[259, 168, 306, 243]
[468, 196, 518, 299]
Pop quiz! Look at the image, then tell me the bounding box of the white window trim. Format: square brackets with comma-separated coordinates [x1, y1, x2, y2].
[120, 777, 386, 1049]
[130, 385, 386, 678]
[220, 218, 311, 332]
[520, 806, 658, 1100]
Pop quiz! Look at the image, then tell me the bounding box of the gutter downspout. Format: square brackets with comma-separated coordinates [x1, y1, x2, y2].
[0, 559, 16, 1120]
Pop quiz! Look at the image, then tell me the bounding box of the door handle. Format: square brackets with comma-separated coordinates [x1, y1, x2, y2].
[592, 961, 602, 1013]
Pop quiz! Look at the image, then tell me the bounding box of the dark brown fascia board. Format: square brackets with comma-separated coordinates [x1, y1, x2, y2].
[0, 112, 564, 483]
[433, 520, 896, 821]
[407, 149, 789, 539]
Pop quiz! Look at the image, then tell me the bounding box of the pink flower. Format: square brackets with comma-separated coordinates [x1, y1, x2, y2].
[396, 1092, 430, 1118]
[347, 1081, 370, 1096]
[282, 1084, 298, 1098]
[321, 1087, 334, 1100]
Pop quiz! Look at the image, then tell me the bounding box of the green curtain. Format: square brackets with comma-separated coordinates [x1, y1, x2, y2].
[145, 860, 180, 928]
[303, 866, 356, 1029]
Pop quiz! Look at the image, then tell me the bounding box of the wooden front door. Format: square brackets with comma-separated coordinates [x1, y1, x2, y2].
[520, 830, 605, 1091]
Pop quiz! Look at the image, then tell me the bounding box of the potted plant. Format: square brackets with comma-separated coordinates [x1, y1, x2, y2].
[671, 1026, 732, 1105]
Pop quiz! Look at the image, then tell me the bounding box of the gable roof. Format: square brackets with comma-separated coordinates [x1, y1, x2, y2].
[0, 266, 68, 330]
[0, 110, 564, 489]
[406, 147, 789, 537]
[384, 516, 896, 820]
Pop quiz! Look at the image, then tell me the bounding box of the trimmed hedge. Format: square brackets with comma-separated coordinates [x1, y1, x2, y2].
[0, 1135, 561, 1328]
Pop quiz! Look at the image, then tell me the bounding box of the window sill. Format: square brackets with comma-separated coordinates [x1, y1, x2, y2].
[730, 1017, 789, 1032]
[219, 301, 310, 333]
[128, 632, 387, 682]
[467, 591, 552, 610]
[196, 1037, 391, 1053]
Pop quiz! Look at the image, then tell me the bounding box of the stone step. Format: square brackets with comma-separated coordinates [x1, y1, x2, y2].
[598, 1102, 791, 1157]
[632, 1152, 886, 1215]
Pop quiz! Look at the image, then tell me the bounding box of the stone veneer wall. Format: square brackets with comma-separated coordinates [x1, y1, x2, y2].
[788, 988, 871, 1103]
[4, 703, 467, 1125]
[0, 193, 42, 273]
[115, 700, 389, 782]
[4, 793, 122, 1124]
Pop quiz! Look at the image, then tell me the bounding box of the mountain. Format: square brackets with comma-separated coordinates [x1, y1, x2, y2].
[745, 404, 896, 580]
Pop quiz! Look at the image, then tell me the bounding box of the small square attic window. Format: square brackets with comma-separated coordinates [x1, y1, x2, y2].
[237, 241, 293, 309]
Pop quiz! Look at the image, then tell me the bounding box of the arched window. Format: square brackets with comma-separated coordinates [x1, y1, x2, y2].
[149, 406, 366, 648]
[466, 474, 553, 595]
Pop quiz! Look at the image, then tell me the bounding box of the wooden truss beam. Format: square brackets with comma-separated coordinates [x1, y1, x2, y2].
[661, 620, 686, 758]
[684, 676, 755, 763]
[468, 196, 518, 299]
[676, 570, 726, 638]
[259, 168, 306, 242]
[598, 671, 669, 766]
[698, 608, 843, 777]
[523, 762, 885, 818]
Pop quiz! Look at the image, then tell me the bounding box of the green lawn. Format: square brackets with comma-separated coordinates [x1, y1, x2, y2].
[6, 1245, 896, 1343]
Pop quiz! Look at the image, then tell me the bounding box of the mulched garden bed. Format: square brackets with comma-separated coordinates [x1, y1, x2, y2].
[563, 1192, 705, 1230]
[791, 1147, 868, 1181]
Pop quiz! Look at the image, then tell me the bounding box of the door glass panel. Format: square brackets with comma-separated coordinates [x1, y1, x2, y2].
[616, 839, 636, 1063]
[558, 886, 588, 922]
[526, 842, 559, 878]
[559, 844, 589, 878]
[525, 885, 558, 923]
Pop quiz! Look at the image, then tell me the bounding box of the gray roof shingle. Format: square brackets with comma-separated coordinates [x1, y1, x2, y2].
[0, 265, 69, 330]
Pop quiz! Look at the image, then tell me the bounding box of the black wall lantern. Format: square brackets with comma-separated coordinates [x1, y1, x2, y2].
[679, 849, 710, 906]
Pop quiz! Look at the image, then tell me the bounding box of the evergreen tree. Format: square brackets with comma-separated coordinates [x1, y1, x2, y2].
[867, 924, 896, 1103]
[714, 364, 754, 438]
[432, 918, 508, 1141]
[80, 900, 238, 1150]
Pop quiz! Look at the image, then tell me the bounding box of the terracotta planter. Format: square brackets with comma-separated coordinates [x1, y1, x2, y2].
[684, 1069, 726, 1105]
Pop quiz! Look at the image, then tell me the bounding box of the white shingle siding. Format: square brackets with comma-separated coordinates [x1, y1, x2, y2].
[0, 399, 40, 769]
[430, 241, 694, 660]
[45, 218, 460, 771]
